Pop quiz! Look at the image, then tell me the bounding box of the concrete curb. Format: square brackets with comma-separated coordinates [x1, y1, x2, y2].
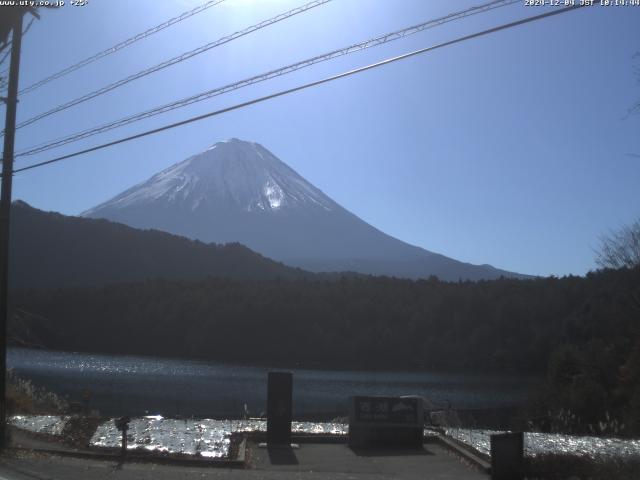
[435, 435, 491, 473]
[7, 437, 248, 469]
[235, 437, 247, 464]
[247, 432, 348, 444]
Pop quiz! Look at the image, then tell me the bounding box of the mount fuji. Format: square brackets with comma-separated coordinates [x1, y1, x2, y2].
[83, 138, 525, 281]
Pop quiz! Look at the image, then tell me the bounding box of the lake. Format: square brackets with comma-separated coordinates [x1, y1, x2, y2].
[8, 347, 539, 418]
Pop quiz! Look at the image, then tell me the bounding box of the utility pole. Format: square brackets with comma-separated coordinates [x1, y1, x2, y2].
[0, 10, 24, 450]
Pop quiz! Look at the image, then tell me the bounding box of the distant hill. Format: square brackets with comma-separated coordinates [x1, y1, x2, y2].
[83, 138, 529, 281]
[9, 200, 308, 290]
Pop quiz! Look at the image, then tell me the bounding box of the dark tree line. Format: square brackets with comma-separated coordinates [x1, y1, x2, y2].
[11, 268, 639, 372]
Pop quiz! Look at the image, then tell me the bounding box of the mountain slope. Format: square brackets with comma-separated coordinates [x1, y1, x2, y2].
[83, 138, 526, 281]
[9, 200, 308, 290]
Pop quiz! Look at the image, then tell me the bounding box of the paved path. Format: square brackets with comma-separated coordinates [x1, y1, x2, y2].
[0, 442, 487, 480]
[249, 442, 487, 479]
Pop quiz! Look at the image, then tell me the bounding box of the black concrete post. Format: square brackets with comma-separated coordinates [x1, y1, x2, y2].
[121, 426, 128, 457]
[115, 416, 130, 459]
[267, 371, 292, 445]
[490, 432, 523, 480]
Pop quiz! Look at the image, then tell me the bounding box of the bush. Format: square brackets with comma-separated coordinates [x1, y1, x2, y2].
[6, 369, 68, 415]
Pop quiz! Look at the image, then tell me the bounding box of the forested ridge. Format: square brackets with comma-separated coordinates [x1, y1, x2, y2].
[9, 200, 311, 289]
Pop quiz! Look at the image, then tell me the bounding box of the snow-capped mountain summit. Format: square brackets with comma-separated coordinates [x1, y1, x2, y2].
[83, 138, 525, 280]
[86, 138, 336, 215]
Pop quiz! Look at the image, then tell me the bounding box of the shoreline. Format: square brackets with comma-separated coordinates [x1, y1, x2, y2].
[8, 345, 546, 377]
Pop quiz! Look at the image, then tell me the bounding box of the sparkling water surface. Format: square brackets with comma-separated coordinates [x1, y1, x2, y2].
[11, 415, 640, 460]
[10, 415, 347, 458]
[10, 415, 68, 436]
[445, 428, 640, 459]
[90, 417, 348, 458]
[8, 348, 537, 417]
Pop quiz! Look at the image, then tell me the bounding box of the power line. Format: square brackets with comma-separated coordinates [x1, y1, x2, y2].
[9, 4, 586, 176]
[18, 0, 228, 96]
[10, 0, 332, 133]
[0, 50, 11, 70]
[15, 0, 519, 158]
[21, 16, 35, 38]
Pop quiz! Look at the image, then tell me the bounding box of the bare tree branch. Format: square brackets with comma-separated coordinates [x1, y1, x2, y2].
[596, 219, 640, 269]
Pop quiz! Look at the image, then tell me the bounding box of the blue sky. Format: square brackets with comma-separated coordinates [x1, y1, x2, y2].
[2, 0, 639, 277]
